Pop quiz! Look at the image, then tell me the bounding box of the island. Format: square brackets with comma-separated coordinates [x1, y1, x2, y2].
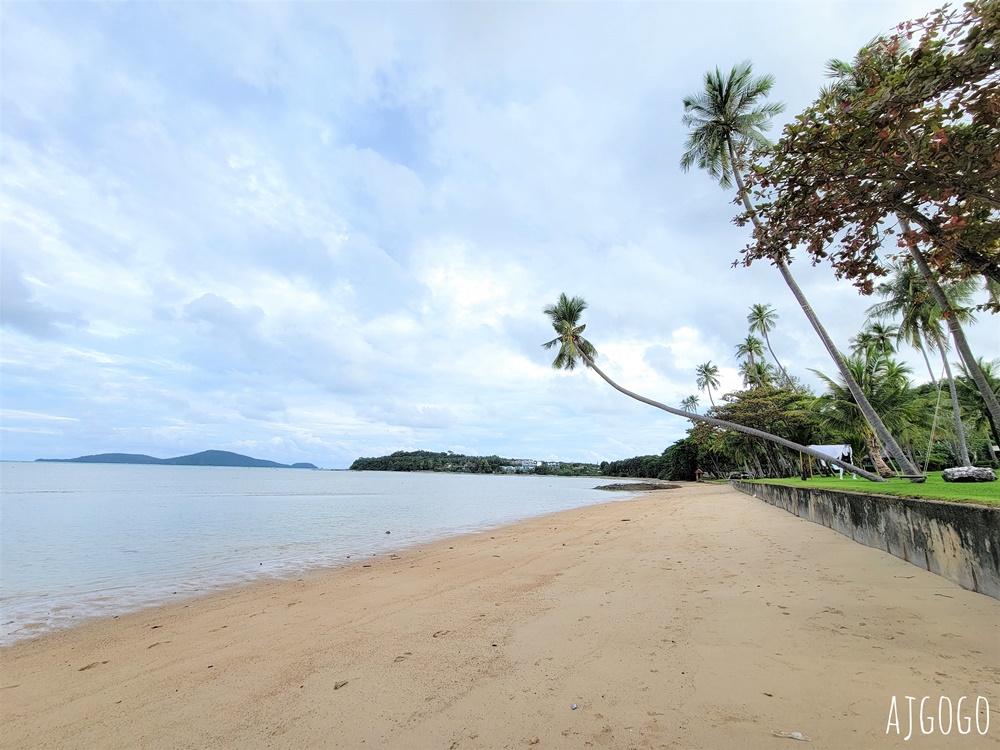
[349, 450, 599, 476]
[36, 450, 318, 469]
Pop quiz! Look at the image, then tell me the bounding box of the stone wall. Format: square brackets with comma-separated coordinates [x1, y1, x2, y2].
[730, 481, 1000, 600]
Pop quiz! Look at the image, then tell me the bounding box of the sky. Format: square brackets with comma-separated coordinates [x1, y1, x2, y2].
[2, 1, 996, 470]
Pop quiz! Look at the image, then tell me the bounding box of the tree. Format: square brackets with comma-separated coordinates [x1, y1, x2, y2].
[692, 384, 822, 478]
[543, 293, 884, 481]
[741, 5, 1000, 294]
[868, 259, 979, 466]
[956, 358, 1000, 457]
[813, 350, 921, 477]
[681, 61, 923, 477]
[816, 26, 1000, 437]
[747, 303, 789, 382]
[695, 361, 721, 407]
[681, 395, 700, 414]
[739, 359, 777, 389]
[735, 334, 765, 367]
[850, 322, 899, 358]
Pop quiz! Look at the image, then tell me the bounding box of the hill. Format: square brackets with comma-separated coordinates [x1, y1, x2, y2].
[36, 450, 318, 469]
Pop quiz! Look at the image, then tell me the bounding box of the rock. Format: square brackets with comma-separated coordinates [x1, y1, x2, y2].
[594, 482, 680, 491]
[942, 466, 997, 483]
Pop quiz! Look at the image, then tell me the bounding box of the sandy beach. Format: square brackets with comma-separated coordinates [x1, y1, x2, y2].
[2, 482, 997, 749]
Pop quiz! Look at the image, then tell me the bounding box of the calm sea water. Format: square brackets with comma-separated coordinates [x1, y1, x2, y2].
[0, 462, 635, 644]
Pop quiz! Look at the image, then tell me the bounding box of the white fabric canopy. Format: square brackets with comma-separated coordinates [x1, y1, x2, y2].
[807, 444, 853, 462]
[806, 444, 854, 479]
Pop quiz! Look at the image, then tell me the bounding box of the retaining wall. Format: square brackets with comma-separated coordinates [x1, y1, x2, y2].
[730, 481, 1000, 600]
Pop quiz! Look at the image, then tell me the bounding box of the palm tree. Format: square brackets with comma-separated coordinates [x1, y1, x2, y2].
[735, 334, 764, 367]
[868, 260, 977, 466]
[543, 293, 883, 481]
[739, 360, 776, 389]
[813, 350, 920, 478]
[681, 61, 922, 478]
[747, 303, 789, 382]
[956, 358, 1000, 456]
[681, 395, 700, 414]
[695, 361, 721, 407]
[897, 218, 1000, 438]
[850, 322, 898, 358]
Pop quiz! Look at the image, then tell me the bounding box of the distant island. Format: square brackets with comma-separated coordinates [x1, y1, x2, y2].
[349, 450, 599, 476]
[36, 450, 318, 470]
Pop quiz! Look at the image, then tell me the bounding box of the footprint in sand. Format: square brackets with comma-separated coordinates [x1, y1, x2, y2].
[394, 652, 413, 663]
[432, 630, 450, 638]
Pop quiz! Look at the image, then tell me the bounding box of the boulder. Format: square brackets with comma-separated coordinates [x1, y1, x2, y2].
[942, 466, 998, 483]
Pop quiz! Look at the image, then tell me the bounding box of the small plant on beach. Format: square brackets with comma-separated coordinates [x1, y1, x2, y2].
[542, 293, 885, 482]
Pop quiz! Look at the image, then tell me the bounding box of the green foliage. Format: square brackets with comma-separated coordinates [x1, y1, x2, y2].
[350, 451, 506, 473]
[661, 438, 701, 481]
[740, 1, 1000, 299]
[690, 385, 823, 478]
[350, 451, 601, 476]
[599, 454, 670, 480]
[813, 350, 921, 475]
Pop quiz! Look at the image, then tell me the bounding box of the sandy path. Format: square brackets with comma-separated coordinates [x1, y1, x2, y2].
[1, 482, 997, 749]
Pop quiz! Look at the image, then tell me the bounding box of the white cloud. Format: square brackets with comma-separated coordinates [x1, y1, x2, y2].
[1, 0, 993, 468]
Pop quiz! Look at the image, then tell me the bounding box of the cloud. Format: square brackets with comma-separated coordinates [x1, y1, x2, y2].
[2, 0, 993, 468]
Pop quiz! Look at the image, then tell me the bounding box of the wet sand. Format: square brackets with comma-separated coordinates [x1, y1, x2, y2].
[2, 482, 998, 749]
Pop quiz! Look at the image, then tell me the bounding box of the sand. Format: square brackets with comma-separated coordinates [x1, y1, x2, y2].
[1, 482, 998, 749]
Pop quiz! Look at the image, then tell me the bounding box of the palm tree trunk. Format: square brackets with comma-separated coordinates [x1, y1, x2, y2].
[917, 341, 938, 389]
[898, 218, 1000, 434]
[933, 332, 972, 466]
[923, 381, 945, 474]
[863, 431, 895, 478]
[762, 330, 790, 383]
[579, 350, 886, 482]
[727, 139, 922, 477]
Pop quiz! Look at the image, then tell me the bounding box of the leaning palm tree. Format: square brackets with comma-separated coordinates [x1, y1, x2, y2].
[681, 61, 922, 478]
[543, 294, 883, 481]
[868, 260, 979, 467]
[695, 361, 720, 407]
[747, 303, 789, 382]
[680, 395, 700, 414]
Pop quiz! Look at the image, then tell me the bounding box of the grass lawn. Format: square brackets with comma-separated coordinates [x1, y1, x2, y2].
[747, 471, 1000, 506]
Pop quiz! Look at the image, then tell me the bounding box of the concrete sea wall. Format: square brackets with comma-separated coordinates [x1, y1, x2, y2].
[730, 481, 1000, 600]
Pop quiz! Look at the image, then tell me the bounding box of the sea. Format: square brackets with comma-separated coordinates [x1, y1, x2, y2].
[0, 462, 638, 645]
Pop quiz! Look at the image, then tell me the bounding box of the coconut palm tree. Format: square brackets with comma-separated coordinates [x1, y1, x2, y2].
[956, 358, 1000, 456]
[813, 350, 920, 478]
[681, 395, 700, 414]
[739, 360, 777, 389]
[681, 61, 922, 478]
[543, 293, 883, 481]
[695, 361, 721, 407]
[850, 322, 899, 358]
[868, 260, 978, 467]
[747, 303, 789, 382]
[735, 334, 765, 368]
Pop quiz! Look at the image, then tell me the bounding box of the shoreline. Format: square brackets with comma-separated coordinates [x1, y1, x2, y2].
[2, 483, 998, 748]
[0, 470, 641, 646]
